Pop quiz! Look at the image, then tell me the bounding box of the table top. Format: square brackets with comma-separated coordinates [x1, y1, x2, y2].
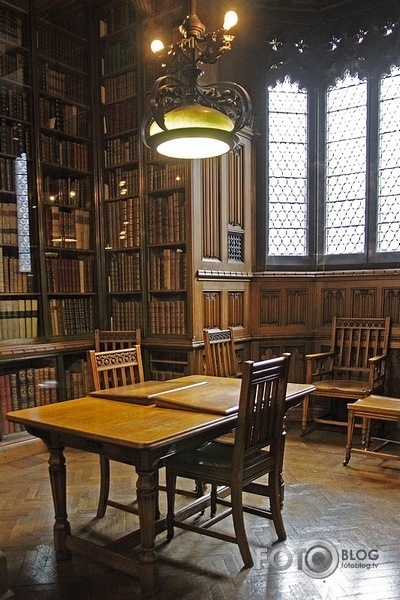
[89, 375, 313, 415]
[88, 374, 235, 404]
[7, 396, 235, 450]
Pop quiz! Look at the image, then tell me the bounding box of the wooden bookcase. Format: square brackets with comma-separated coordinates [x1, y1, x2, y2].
[0, 0, 96, 447]
[98, 0, 143, 332]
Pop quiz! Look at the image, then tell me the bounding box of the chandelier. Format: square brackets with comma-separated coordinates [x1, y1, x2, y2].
[141, 1, 252, 160]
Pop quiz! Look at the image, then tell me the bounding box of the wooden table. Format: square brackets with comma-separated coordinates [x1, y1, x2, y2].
[7, 377, 314, 597]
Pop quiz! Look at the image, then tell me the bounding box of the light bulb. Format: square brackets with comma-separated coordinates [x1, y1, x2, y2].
[223, 11, 238, 31]
[151, 39, 164, 54]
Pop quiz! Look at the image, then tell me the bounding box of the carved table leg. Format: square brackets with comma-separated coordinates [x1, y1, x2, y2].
[47, 443, 71, 561]
[136, 467, 158, 597]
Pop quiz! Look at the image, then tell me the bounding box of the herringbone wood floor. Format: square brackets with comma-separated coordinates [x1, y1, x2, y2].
[1, 418, 400, 600]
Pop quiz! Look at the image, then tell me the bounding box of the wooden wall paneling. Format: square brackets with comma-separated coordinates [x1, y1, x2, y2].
[383, 288, 400, 326]
[203, 290, 221, 329]
[351, 287, 377, 317]
[286, 289, 307, 325]
[201, 157, 221, 261]
[228, 290, 244, 328]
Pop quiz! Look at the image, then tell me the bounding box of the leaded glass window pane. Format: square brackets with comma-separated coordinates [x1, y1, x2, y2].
[267, 77, 308, 256]
[377, 65, 400, 253]
[325, 72, 367, 255]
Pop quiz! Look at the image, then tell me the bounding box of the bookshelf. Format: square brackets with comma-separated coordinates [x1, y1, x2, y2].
[36, 7, 96, 338]
[0, 0, 96, 445]
[0, 0, 39, 345]
[99, 0, 142, 333]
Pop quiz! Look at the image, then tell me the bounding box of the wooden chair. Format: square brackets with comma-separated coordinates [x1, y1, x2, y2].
[203, 327, 238, 377]
[344, 394, 400, 466]
[301, 316, 390, 436]
[87, 346, 144, 517]
[94, 328, 141, 352]
[165, 354, 290, 568]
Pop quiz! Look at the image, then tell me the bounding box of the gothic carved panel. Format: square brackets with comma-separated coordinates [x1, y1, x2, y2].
[260, 290, 281, 326]
[228, 291, 244, 327]
[383, 288, 400, 325]
[202, 157, 221, 260]
[286, 289, 306, 325]
[352, 288, 377, 317]
[322, 289, 345, 324]
[203, 291, 221, 329]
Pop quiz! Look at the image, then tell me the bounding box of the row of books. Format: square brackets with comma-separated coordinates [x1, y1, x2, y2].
[0, 156, 14, 191]
[40, 64, 87, 106]
[0, 298, 38, 340]
[149, 369, 183, 381]
[103, 98, 137, 136]
[147, 192, 186, 244]
[101, 70, 137, 104]
[46, 256, 94, 293]
[107, 252, 140, 292]
[105, 166, 138, 199]
[105, 197, 140, 249]
[44, 205, 91, 250]
[0, 82, 29, 121]
[0, 47, 25, 84]
[0, 249, 35, 293]
[147, 163, 186, 191]
[49, 297, 94, 336]
[0, 7, 23, 46]
[101, 41, 136, 75]
[37, 22, 87, 72]
[99, 0, 136, 37]
[0, 118, 30, 156]
[104, 133, 138, 166]
[39, 97, 89, 138]
[43, 175, 91, 208]
[149, 248, 187, 291]
[148, 299, 187, 335]
[41, 134, 89, 171]
[0, 200, 17, 244]
[64, 357, 92, 400]
[0, 366, 57, 435]
[143, 61, 163, 92]
[110, 298, 142, 330]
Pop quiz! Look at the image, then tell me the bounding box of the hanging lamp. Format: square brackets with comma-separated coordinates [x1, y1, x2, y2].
[141, 2, 252, 160]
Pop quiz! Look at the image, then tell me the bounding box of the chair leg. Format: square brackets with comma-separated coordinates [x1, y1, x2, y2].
[268, 469, 286, 542]
[166, 471, 177, 541]
[97, 455, 110, 518]
[230, 483, 253, 568]
[343, 409, 356, 466]
[301, 395, 309, 436]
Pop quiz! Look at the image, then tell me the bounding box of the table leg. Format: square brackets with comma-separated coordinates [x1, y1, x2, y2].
[136, 467, 158, 597]
[47, 443, 71, 561]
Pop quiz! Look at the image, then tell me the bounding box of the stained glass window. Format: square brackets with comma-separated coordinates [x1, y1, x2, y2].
[267, 77, 308, 256]
[377, 65, 400, 252]
[325, 72, 367, 255]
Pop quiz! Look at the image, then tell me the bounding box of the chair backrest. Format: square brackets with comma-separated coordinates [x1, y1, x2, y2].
[203, 328, 237, 377]
[94, 329, 142, 352]
[88, 346, 144, 391]
[233, 354, 290, 468]
[331, 316, 390, 375]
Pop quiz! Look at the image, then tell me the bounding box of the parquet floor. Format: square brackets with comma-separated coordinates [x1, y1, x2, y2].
[1, 419, 400, 600]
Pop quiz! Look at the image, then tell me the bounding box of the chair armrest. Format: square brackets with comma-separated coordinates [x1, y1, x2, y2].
[305, 351, 335, 383]
[368, 354, 386, 364]
[368, 354, 387, 391]
[305, 351, 334, 360]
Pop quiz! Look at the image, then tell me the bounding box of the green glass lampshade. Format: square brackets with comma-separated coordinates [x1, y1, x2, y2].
[149, 104, 234, 159]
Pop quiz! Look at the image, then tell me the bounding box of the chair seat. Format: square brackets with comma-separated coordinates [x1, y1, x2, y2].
[168, 441, 274, 481]
[313, 379, 370, 395]
[349, 395, 400, 417]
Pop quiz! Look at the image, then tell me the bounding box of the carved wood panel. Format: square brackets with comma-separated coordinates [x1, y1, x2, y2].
[203, 291, 221, 329]
[202, 157, 221, 260]
[228, 291, 244, 327]
[260, 290, 281, 326]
